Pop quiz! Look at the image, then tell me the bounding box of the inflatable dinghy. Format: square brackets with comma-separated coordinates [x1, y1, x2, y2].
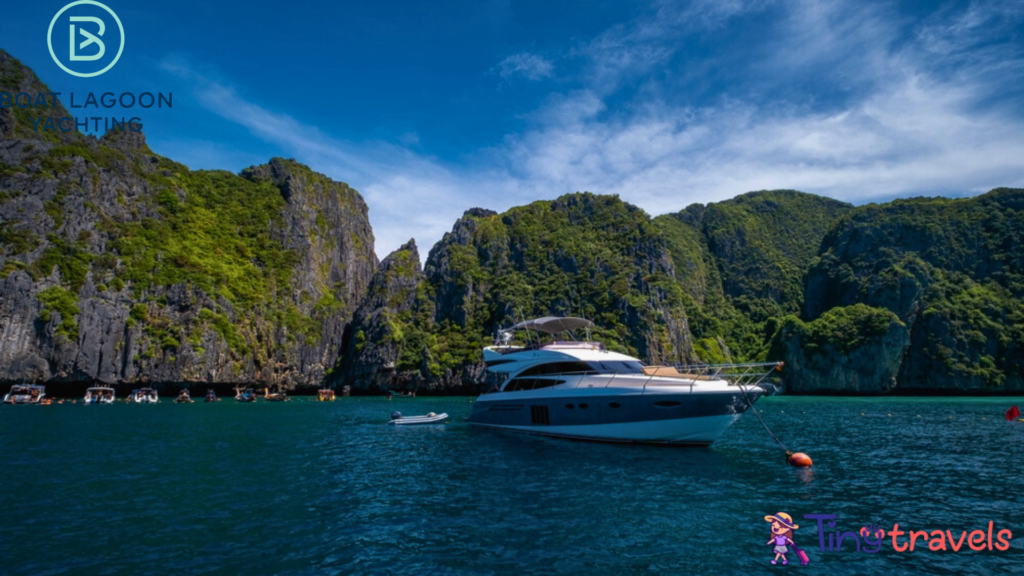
[388, 411, 448, 425]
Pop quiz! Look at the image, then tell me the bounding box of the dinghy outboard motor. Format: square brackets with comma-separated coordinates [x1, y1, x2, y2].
[391, 411, 402, 420]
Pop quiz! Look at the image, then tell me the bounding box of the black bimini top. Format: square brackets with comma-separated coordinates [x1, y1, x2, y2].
[507, 317, 595, 335]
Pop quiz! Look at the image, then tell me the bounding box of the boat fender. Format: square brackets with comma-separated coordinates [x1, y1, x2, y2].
[391, 411, 402, 420]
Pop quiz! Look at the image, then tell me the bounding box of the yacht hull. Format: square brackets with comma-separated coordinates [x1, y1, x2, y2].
[470, 413, 741, 446]
[469, 389, 760, 446]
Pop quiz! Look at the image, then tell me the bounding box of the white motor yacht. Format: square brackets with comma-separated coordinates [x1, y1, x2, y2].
[3, 384, 46, 404]
[468, 317, 780, 446]
[84, 386, 116, 404]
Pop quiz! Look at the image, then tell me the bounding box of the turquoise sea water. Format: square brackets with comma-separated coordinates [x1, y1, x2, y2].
[1, 396, 1023, 575]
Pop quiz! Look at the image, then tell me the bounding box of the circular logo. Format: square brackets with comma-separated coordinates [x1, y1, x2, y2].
[48, 1, 125, 78]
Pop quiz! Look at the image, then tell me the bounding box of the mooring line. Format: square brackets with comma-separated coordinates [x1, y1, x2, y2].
[736, 383, 805, 466]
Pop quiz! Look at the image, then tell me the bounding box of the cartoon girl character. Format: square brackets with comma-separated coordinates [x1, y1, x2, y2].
[765, 512, 799, 565]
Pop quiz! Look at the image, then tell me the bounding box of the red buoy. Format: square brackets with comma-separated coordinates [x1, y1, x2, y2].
[788, 452, 813, 467]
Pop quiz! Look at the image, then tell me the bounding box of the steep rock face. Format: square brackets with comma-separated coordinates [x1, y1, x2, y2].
[654, 190, 852, 361]
[802, 190, 1024, 392]
[770, 304, 910, 393]
[426, 194, 694, 363]
[6, 48, 1021, 397]
[241, 159, 377, 385]
[0, 50, 376, 390]
[341, 193, 697, 392]
[332, 240, 424, 392]
[698, 190, 852, 317]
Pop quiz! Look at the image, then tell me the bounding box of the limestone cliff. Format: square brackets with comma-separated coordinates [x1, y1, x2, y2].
[335, 194, 697, 392]
[800, 189, 1024, 392]
[769, 304, 910, 394]
[0, 49, 376, 391]
[4, 47, 1022, 396]
[331, 240, 428, 391]
[654, 190, 853, 362]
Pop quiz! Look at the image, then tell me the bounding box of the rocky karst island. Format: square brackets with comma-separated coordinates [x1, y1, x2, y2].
[1, 49, 1022, 396]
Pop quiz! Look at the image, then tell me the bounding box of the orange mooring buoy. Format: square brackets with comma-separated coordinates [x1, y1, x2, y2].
[788, 452, 813, 467]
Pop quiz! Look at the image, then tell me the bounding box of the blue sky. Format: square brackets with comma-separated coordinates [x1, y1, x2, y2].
[3, 1, 1023, 258]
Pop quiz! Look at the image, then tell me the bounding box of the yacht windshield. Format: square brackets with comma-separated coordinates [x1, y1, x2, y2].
[587, 361, 645, 374]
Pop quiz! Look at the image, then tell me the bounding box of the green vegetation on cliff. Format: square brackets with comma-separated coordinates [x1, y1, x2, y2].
[4, 48, 1022, 394]
[768, 303, 910, 394]
[37, 286, 79, 340]
[655, 190, 853, 361]
[804, 188, 1024, 391]
[423, 194, 689, 362]
[1, 48, 377, 387]
[106, 166, 297, 308]
[25, 145, 311, 362]
[701, 190, 850, 315]
[340, 194, 695, 389]
[771, 304, 902, 357]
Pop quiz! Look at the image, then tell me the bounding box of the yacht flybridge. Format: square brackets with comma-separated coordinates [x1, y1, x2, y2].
[468, 317, 781, 446]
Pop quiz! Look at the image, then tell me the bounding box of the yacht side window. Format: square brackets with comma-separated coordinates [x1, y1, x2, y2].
[504, 378, 566, 392]
[588, 361, 645, 374]
[519, 362, 597, 376]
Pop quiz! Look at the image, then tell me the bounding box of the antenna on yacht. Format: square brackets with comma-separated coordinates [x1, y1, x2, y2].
[577, 293, 592, 342]
[517, 306, 537, 348]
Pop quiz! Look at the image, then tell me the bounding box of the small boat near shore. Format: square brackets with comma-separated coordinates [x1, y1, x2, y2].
[175, 389, 194, 403]
[235, 387, 257, 403]
[317, 389, 335, 402]
[3, 384, 46, 404]
[129, 388, 159, 403]
[263, 387, 287, 402]
[84, 386, 116, 404]
[388, 411, 448, 425]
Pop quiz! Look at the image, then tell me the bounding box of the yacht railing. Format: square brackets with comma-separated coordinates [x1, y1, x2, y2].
[640, 362, 783, 394]
[485, 362, 782, 394]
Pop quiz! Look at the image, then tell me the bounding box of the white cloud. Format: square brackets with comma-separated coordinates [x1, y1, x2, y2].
[161, 0, 1024, 262]
[916, 0, 1024, 59]
[571, 0, 775, 93]
[495, 52, 554, 81]
[498, 0, 1024, 208]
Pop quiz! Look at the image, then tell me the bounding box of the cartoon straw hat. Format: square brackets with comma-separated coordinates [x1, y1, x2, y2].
[764, 512, 799, 530]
